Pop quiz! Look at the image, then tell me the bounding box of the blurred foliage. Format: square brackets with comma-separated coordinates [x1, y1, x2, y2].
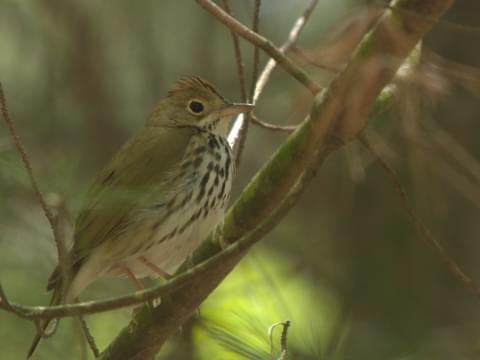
[1, 0, 480, 359]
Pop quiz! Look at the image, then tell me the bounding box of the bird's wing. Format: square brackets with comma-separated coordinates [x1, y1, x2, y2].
[47, 125, 195, 290]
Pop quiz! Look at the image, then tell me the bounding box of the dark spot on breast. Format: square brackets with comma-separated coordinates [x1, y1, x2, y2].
[180, 191, 193, 207]
[150, 202, 166, 210]
[166, 196, 176, 209]
[207, 161, 214, 171]
[225, 157, 231, 179]
[152, 219, 163, 231]
[193, 157, 203, 168]
[179, 217, 194, 234]
[157, 234, 168, 244]
[181, 160, 191, 169]
[197, 188, 206, 203]
[210, 197, 217, 209]
[218, 182, 226, 199]
[167, 227, 178, 239]
[175, 170, 186, 181]
[208, 136, 219, 149]
[207, 185, 214, 196]
[103, 170, 115, 184]
[194, 146, 206, 155]
[200, 172, 209, 188]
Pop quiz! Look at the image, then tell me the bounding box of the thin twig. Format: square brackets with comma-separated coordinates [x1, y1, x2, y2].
[254, 0, 319, 102]
[0, 82, 70, 304]
[251, 114, 297, 132]
[0, 83, 55, 229]
[234, 0, 261, 166]
[228, 0, 318, 147]
[78, 316, 100, 358]
[196, 0, 321, 94]
[0, 284, 22, 317]
[249, 0, 261, 101]
[289, 46, 343, 73]
[359, 133, 480, 299]
[221, 0, 248, 102]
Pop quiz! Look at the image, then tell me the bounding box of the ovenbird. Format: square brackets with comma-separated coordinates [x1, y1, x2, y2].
[27, 76, 253, 357]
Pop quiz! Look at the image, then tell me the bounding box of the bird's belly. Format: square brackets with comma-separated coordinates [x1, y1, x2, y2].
[116, 176, 232, 278]
[141, 204, 225, 276]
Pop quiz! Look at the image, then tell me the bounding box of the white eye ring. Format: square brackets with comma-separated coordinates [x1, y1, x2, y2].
[187, 99, 205, 115]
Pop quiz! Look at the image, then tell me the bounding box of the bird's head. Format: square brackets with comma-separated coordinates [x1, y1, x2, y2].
[149, 76, 253, 136]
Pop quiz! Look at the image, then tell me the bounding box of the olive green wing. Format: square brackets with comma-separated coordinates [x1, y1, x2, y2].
[66, 126, 194, 279]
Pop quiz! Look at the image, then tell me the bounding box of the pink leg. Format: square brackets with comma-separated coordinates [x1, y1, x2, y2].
[121, 265, 144, 290]
[139, 256, 171, 279]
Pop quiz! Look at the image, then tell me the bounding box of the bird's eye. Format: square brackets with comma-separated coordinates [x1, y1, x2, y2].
[187, 100, 205, 115]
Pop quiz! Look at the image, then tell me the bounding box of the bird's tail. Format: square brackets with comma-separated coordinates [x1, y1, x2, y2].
[26, 288, 61, 359]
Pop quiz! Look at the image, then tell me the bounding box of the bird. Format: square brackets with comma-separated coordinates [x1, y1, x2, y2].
[27, 76, 253, 358]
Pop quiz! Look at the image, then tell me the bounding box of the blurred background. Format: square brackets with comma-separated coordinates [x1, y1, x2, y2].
[1, 0, 479, 359]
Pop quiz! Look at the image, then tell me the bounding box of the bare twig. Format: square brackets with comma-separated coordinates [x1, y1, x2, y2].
[196, 0, 321, 94]
[359, 134, 480, 299]
[228, 0, 318, 147]
[0, 284, 22, 317]
[254, 0, 318, 101]
[78, 316, 100, 357]
[233, 0, 261, 166]
[0, 82, 70, 304]
[249, 0, 261, 101]
[0, 83, 56, 230]
[251, 114, 297, 132]
[221, 0, 248, 102]
[289, 46, 343, 73]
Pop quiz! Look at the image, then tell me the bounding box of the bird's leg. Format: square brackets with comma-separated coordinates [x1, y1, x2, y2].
[138, 256, 171, 308]
[120, 265, 155, 313]
[139, 256, 171, 280]
[121, 265, 144, 291]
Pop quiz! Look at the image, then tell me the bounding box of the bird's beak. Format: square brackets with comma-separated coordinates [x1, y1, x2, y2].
[217, 103, 254, 118]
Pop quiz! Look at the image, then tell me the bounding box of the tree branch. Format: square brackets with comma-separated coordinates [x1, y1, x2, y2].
[0, 83, 70, 307]
[196, 0, 322, 94]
